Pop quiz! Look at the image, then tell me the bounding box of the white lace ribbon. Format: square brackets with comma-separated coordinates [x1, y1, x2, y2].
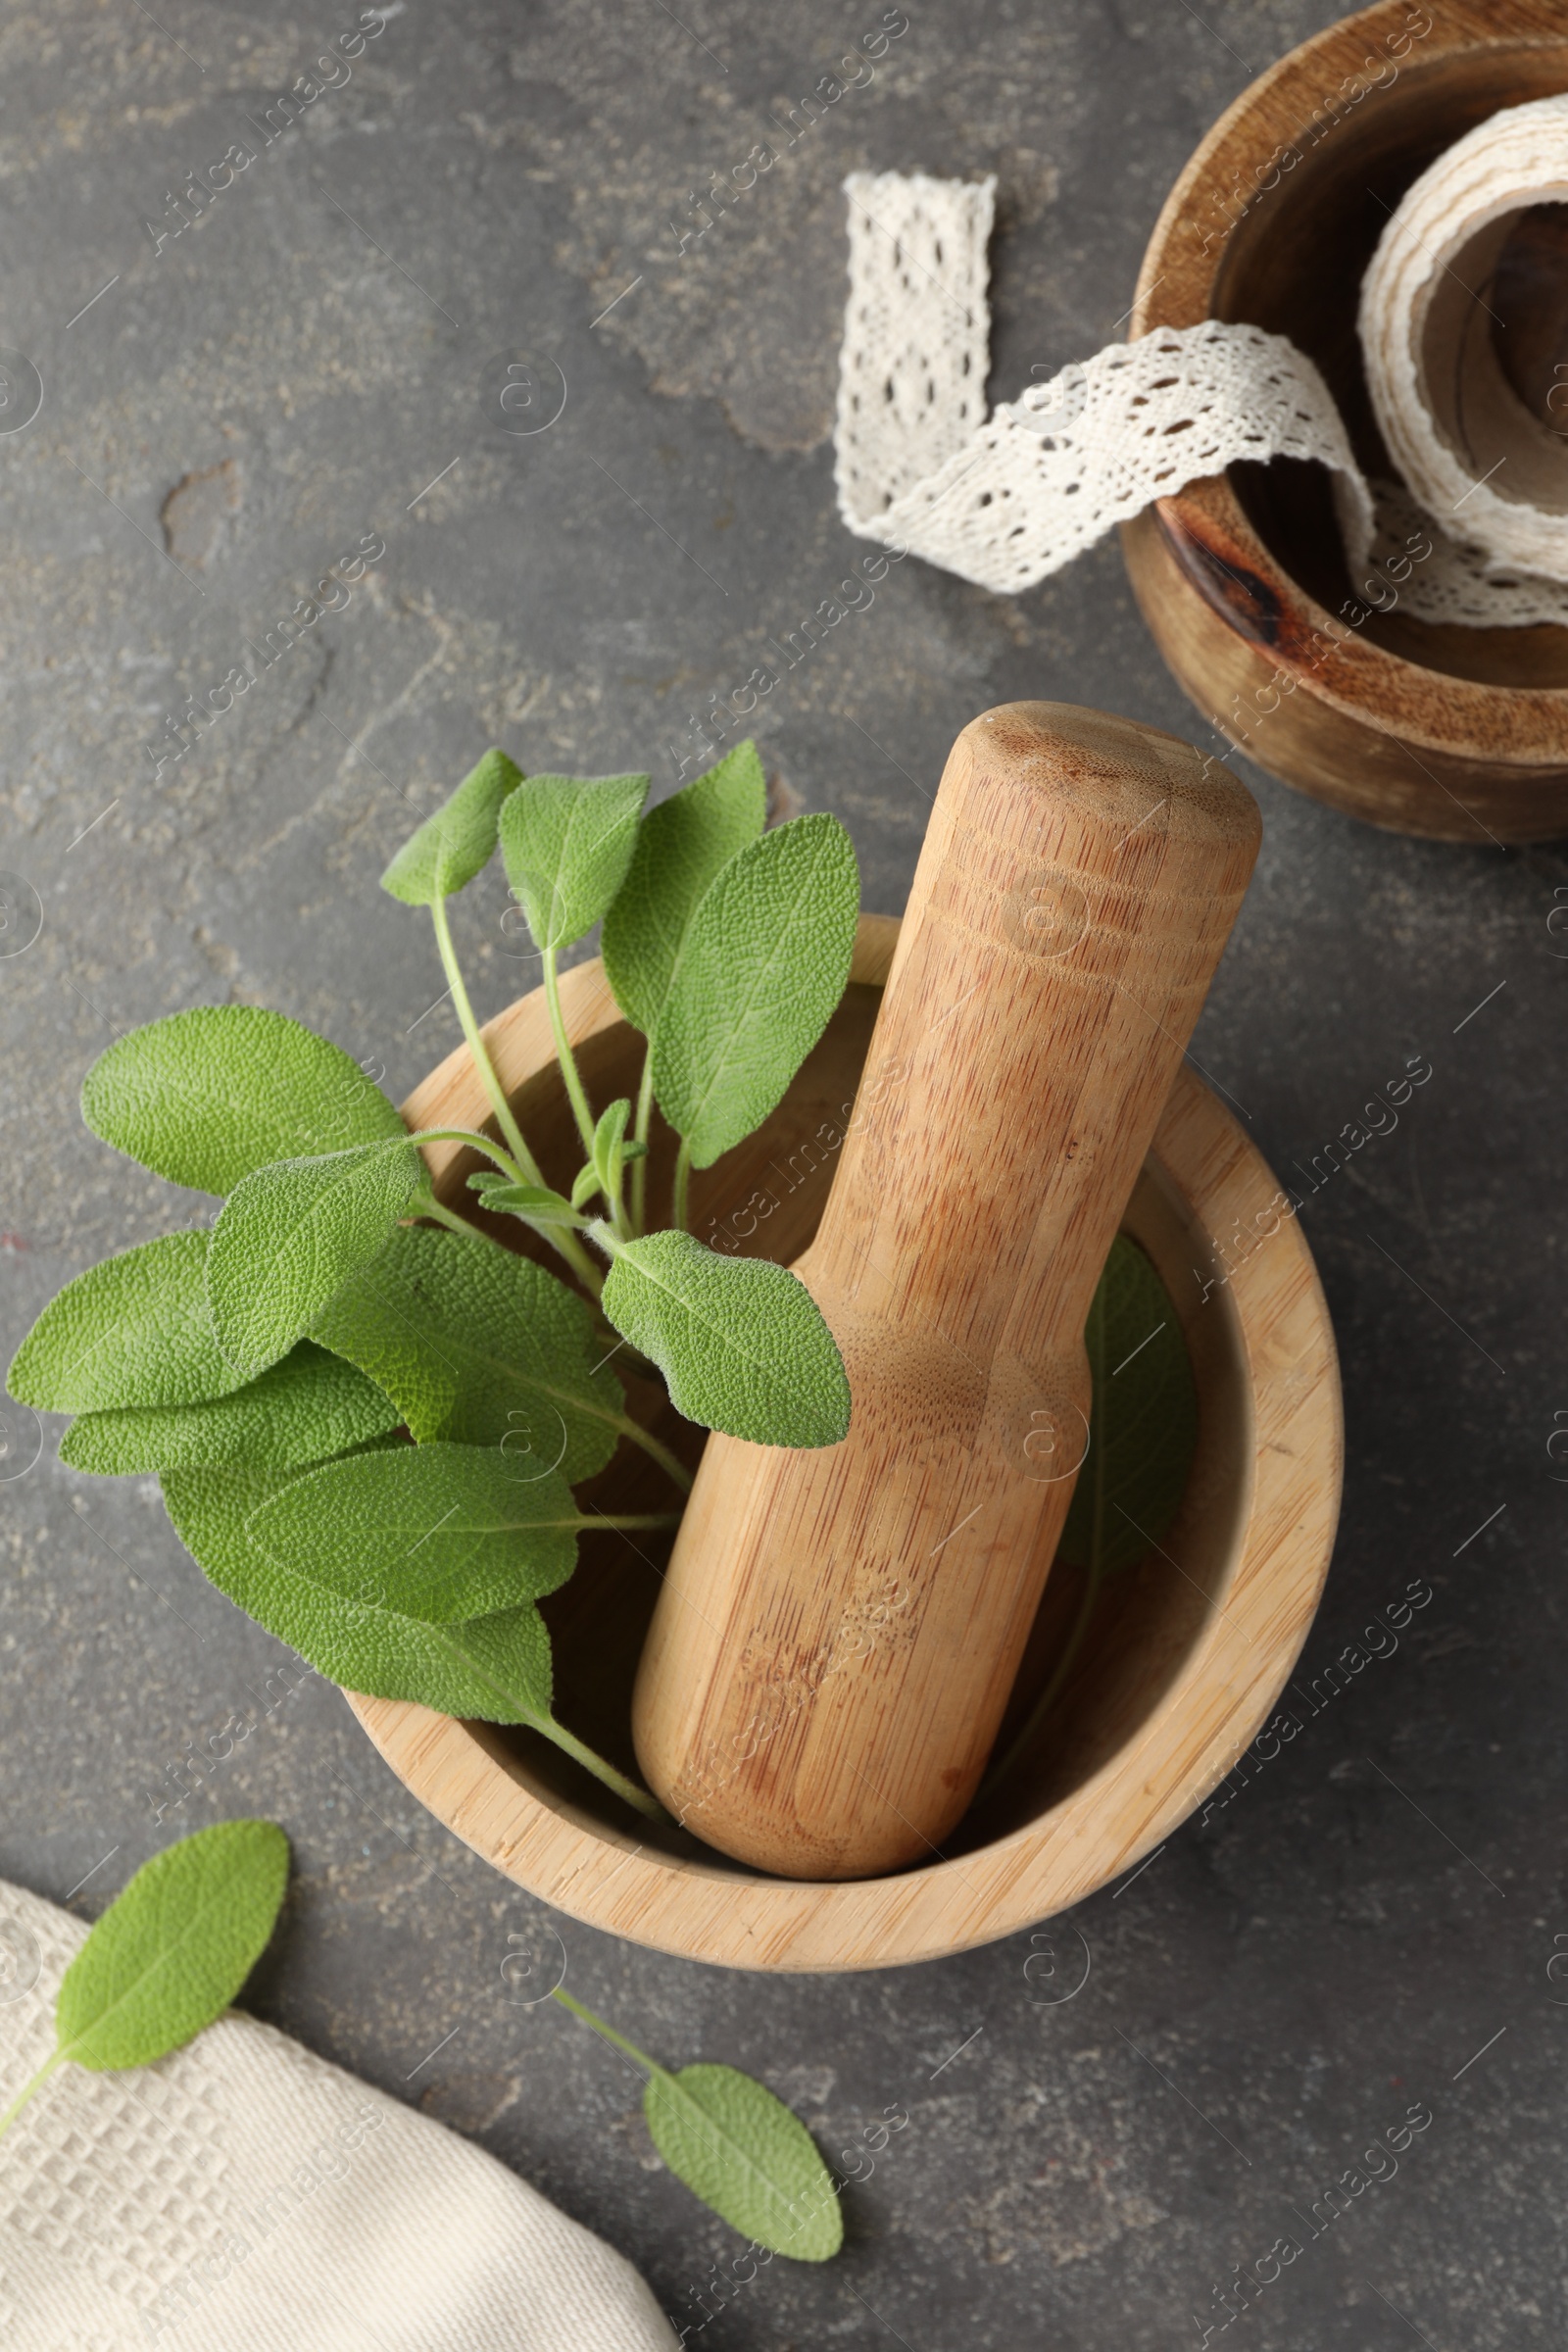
[835, 139, 1568, 628]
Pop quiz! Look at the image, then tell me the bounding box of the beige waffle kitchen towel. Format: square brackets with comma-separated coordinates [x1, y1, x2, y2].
[0, 1880, 677, 2352]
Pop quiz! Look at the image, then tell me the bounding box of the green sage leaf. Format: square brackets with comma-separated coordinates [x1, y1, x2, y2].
[207, 1141, 423, 1379]
[645, 2063, 843, 2261]
[59, 1342, 400, 1477]
[162, 1461, 554, 1721]
[601, 740, 766, 1036]
[466, 1174, 586, 1228]
[649, 812, 858, 1167]
[1057, 1235, 1198, 1578]
[601, 1231, 849, 1446]
[81, 1006, 407, 1198]
[593, 1097, 644, 1200]
[55, 1820, 290, 2073]
[498, 770, 649, 952]
[8, 1231, 249, 1414]
[379, 747, 524, 906]
[566, 1100, 646, 1217]
[310, 1224, 621, 1484]
[247, 1445, 581, 1623]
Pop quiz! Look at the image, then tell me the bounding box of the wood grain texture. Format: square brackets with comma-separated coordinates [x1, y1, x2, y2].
[632, 705, 1260, 1878]
[346, 915, 1340, 1969]
[1120, 0, 1568, 843]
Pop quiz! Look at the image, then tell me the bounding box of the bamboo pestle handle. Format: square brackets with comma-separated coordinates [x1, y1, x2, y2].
[632, 702, 1261, 1879]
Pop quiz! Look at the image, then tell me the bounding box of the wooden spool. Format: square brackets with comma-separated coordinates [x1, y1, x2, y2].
[344, 917, 1342, 1972]
[1120, 0, 1568, 844]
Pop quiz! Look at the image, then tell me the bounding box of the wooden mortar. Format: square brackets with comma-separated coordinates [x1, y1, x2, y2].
[632, 705, 1260, 1880]
[343, 920, 1342, 1972]
[1120, 0, 1568, 843]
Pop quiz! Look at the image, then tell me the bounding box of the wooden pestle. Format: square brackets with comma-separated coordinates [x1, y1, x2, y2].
[632, 703, 1261, 1879]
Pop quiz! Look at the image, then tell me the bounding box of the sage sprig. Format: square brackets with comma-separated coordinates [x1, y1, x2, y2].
[9, 738, 857, 1820]
[0, 1822, 289, 2145]
[550, 1986, 843, 2260]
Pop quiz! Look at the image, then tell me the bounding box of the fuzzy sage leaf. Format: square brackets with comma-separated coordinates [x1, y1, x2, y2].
[650, 812, 858, 1167]
[165, 1458, 662, 1816]
[62, 1821, 289, 2071]
[59, 1342, 400, 1477]
[466, 1174, 586, 1227]
[601, 740, 766, 1037]
[8, 1231, 251, 1414]
[81, 1006, 407, 1198]
[978, 1238, 1198, 1804]
[646, 2065, 843, 2261]
[309, 1224, 622, 1485]
[551, 1989, 842, 2259]
[207, 1141, 424, 1379]
[600, 1230, 850, 1447]
[379, 747, 524, 906]
[1056, 1235, 1197, 1577]
[0, 1821, 292, 2147]
[499, 770, 649, 951]
[163, 1459, 557, 1721]
[247, 1446, 584, 1623]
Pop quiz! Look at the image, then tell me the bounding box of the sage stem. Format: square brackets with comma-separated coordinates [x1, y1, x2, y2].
[429, 1630, 669, 1821]
[671, 1138, 693, 1234]
[550, 1986, 664, 2076]
[429, 897, 539, 1179]
[0, 2049, 62, 2147]
[416, 1196, 514, 1255]
[630, 1049, 656, 1235]
[541, 945, 600, 1163]
[575, 1512, 683, 1534]
[528, 1718, 671, 1823]
[406, 1127, 526, 1182]
[610, 1416, 693, 1494]
[428, 900, 604, 1297]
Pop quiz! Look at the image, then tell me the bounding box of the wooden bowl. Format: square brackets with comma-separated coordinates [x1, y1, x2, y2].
[1120, 0, 1568, 843]
[346, 916, 1342, 1970]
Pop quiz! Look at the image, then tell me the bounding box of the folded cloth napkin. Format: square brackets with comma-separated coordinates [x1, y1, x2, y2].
[0, 1879, 677, 2352]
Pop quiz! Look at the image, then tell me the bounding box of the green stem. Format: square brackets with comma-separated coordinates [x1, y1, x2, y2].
[630, 1048, 656, 1236]
[0, 2048, 63, 2146]
[416, 1195, 513, 1252]
[407, 1127, 526, 1181]
[542, 945, 600, 1164]
[671, 1138, 693, 1234]
[426, 909, 605, 1296]
[576, 1512, 683, 1533]
[610, 1415, 693, 1494]
[432, 1628, 669, 1821]
[592, 1324, 663, 1394]
[430, 897, 541, 1181]
[603, 1147, 634, 1249]
[977, 1569, 1103, 1807]
[550, 1985, 664, 2075]
[529, 1718, 671, 1823]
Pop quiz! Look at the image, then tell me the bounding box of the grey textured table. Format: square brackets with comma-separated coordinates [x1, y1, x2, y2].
[2, 3, 1560, 2346]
